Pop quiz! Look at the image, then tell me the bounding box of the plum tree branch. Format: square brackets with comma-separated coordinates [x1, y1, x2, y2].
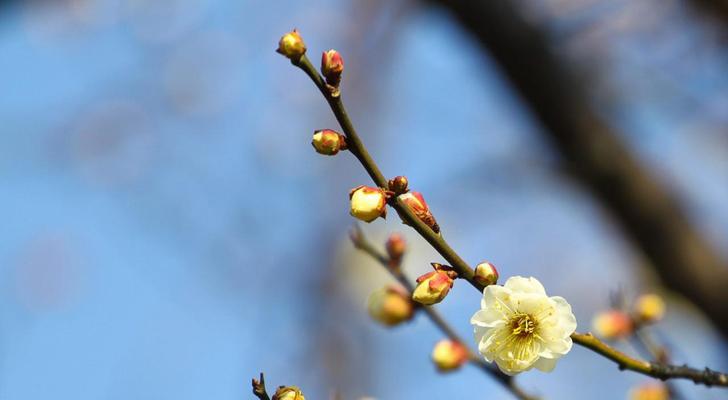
[572, 333, 728, 387]
[285, 50, 728, 389]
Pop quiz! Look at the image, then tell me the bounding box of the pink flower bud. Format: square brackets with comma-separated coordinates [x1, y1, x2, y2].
[473, 261, 499, 287]
[367, 285, 414, 327]
[349, 185, 387, 222]
[385, 233, 407, 261]
[321, 49, 344, 87]
[412, 263, 457, 305]
[398, 191, 439, 233]
[431, 339, 469, 372]
[311, 129, 346, 156]
[276, 30, 306, 61]
[387, 176, 409, 195]
[592, 310, 634, 340]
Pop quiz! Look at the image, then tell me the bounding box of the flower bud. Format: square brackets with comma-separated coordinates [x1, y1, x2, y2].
[276, 30, 306, 61]
[387, 176, 409, 195]
[633, 294, 665, 324]
[349, 185, 387, 222]
[321, 49, 344, 87]
[412, 263, 457, 305]
[431, 339, 468, 372]
[311, 129, 346, 156]
[367, 285, 414, 326]
[272, 386, 305, 400]
[473, 261, 499, 287]
[592, 310, 633, 340]
[398, 191, 439, 233]
[629, 383, 669, 400]
[385, 233, 407, 261]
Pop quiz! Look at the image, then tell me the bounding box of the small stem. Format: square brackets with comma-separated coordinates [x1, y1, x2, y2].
[571, 333, 728, 387]
[252, 373, 271, 400]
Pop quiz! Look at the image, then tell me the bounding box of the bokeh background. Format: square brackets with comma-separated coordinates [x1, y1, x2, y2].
[1, 0, 726, 399]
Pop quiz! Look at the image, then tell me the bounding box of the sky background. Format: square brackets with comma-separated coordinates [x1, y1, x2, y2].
[0, 0, 726, 399]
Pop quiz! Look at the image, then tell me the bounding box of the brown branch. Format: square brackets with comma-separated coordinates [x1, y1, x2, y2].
[425, 0, 728, 339]
[349, 226, 537, 400]
[283, 41, 728, 389]
[572, 333, 728, 387]
[252, 373, 271, 400]
[293, 55, 483, 292]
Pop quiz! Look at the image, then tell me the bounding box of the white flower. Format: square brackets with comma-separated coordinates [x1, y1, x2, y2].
[470, 276, 577, 375]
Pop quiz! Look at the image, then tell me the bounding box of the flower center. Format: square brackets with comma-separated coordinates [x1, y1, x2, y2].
[511, 314, 536, 337]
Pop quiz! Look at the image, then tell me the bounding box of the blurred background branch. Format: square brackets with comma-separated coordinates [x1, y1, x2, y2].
[426, 0, 728, 339]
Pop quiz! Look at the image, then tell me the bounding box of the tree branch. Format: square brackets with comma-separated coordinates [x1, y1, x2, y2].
[572, 333, 728, 387]
[293, 55, 482, 291]
[424, 0, 728, 339]
[284, 48, 728, 389]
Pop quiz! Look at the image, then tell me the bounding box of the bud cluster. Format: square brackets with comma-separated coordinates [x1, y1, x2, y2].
[431, 339, 469, 372]
[591, 293, 666, 340]
[311, 129, 347, 156]
[473, 261, 499, 287]
[276, 30, 306, 61]
[412, 263, 457, 305]
[385, 233, 407, 264]
[367, 285, 415, 327]
[321, 49, 344, 88]
[398, 191, 439, 234]
[272, 386, 305, 400]
[349, 185, 387, 222]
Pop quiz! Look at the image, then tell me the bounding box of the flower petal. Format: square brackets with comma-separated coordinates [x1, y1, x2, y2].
[533, 357, 557, 372]
[503, 276, 546, 296]
[471, 308, 506, 328]
[481, 284, 514, 314]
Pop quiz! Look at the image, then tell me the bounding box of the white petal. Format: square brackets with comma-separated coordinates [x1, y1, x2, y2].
[511, 293, 551, 316]
[471, 309, 507, 328]
[503, 276, 546, 296]
[481, 284, 516, 315]
[533, 357, 558, 372]
[540, 337, 572, 358]
[550, 296, 577, 334]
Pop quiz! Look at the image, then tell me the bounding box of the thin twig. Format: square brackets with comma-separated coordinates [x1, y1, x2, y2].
[350, 226, 536, 400]
[287, 52, 728, 389]
[572, 333, 728, 387]
[252, 372, 271, 400]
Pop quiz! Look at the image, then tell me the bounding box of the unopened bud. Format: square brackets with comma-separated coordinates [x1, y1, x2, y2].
[629, 383, 669, 400]
[367, 285, 414, 326]
[412, 263, 457, 305]
[633, 294, 665, 324]
[349, 185, 387, 222]
[321, 49, 344, 87]
[276, 30, 306, 61]
[592, 310, 633, 340]
[473, 261, 499, 287]
[387, 176, 409, 195]
[398, 191, 439, 233]
[272, 386, 305, 400]
[311, 129, 346, 156]
[431, 339, 468, 372]
[385, 233, 407, 261]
